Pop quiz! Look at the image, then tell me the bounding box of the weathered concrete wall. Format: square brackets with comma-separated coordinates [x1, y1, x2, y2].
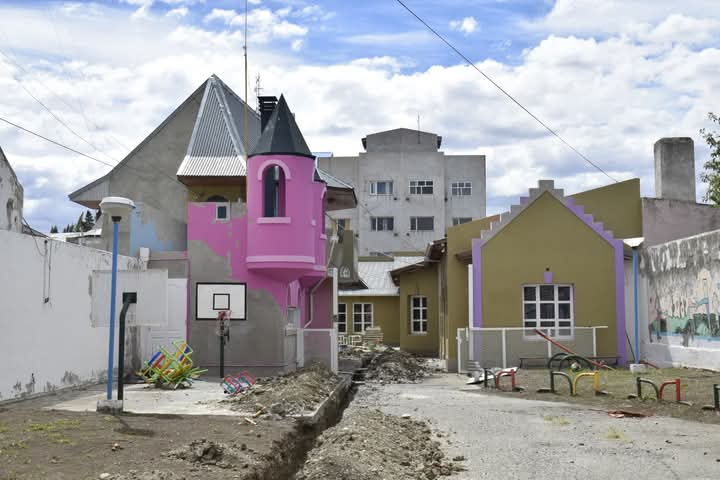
[0, 229, 139, 401]
[642, 198, 720, 247]
[319, 128, 486, 255]
[187, 201, 305, 376]
[129, 202, 187, 257]
[654, 137, 695, 202]
[641, 229, 720, 370]
[0, 149, 23, 233]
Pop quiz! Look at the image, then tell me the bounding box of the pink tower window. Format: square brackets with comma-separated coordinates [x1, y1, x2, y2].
[263, 165, 286, 217]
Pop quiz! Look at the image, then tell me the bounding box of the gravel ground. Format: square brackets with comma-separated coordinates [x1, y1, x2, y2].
[354, 374, 720, 480]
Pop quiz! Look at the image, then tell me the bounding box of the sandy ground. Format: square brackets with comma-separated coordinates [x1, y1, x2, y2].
[354, 374, 720, 480]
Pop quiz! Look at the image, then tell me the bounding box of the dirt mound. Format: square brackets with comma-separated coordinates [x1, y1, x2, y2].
[166, 438, 249, 469]
[365, 350, 430, 383]
[296, 408, 465, 480]
[228, 362, 340, 416]
[100, 471, 182, 480]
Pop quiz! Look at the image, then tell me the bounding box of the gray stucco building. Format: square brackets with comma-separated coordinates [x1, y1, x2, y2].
[318, 128, 486, 256]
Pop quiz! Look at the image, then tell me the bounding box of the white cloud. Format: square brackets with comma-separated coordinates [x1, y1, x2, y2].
[204, 8, 237, 24]
[202, 7, 307, 43]
[450, 16, 479, 35]
[1, 2, 720, 232]
[291, 39, 303, 51]
[166, 6, 189, 18]
[342, 31, 432, 46]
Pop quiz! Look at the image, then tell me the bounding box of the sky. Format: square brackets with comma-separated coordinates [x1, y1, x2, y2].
[0, 0, 719, 232]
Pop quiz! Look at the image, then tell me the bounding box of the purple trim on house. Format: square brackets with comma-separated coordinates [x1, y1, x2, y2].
[255, 158, 292, 180]
[564, 202, 627, 366]
[544, 270, 553, 283]
[470, 192, 628, 365]
[471, 238, 483, 328]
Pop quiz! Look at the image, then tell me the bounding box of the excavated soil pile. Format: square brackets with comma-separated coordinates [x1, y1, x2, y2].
[365, 350, 430, 383]
[166, 438, 254, 469]
[228, 362, 341, 416]
[296, 408, 465, 480]
[100, 471, 182, 480]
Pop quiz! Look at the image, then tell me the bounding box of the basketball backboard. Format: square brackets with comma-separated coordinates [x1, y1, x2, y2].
[196, 282, 247, 320]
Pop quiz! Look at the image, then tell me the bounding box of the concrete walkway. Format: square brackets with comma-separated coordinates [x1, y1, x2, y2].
[354, 375, 720, 480]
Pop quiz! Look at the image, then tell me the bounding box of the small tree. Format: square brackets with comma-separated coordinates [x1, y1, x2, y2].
[700, 112, 720, 205]
[75, 213, 85, 232]
[50, 225, 58, 234]
[84, 210, 95, 230]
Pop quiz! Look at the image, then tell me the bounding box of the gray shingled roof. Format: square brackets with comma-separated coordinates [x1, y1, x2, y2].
[249, 95, 313, 158]
[177, 75, 261, 178]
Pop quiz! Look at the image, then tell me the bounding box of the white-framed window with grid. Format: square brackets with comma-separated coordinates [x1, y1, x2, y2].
[337, 303, 347, 334]
[369, 180, 393, 195]
[370, 216, 394, 231]
[522, 284, 574, 339]
[410, 216, 434, 231]
[451, 181, 472, 196]
[410, 296, 428, 334]
[409, 180, 434, 195]
[353, 303, 373, 333]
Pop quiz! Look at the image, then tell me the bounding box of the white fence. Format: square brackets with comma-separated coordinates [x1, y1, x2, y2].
[0, 230, 140, 401]
[297, 327, 338, 373]
[457, 326, 608, 372]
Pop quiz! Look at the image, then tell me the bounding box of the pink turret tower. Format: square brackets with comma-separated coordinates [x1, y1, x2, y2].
[246, 95, 327, 284]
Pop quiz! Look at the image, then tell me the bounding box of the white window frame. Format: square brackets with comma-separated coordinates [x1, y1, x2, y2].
[410, 295, 428, 334]
[452, 217, 472, 226]
[522, 284, 574, 340]
[370, 216, 394, 231]
[215, 203, 230, 221]
[410, 216, 434, 232]
[409, 180, 434, 195]
[337, 303, 347, 334]
[369, 180, 394, 195]
[352, 303, 373, 333]
[451, 181, 472, 197]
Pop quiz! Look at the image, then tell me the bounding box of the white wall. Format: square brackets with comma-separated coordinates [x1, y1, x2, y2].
[0, 230, 140, 401]
[0, 151, 23, 233]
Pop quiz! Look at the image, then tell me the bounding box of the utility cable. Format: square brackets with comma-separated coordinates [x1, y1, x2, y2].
[394, 0, 618, 183]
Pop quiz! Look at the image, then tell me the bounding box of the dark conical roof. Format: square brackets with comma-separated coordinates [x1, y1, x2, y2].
[249, 95, 314, 158]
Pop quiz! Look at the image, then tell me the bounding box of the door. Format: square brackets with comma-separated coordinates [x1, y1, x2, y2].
[143, 278, 187, 359]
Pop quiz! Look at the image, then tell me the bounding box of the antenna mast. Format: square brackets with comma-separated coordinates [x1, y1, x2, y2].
[243, 0, 249, 159]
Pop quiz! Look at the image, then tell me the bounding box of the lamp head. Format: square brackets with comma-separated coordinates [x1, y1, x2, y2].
[100, 196, 135, 222]
[623, 237, 645, 249]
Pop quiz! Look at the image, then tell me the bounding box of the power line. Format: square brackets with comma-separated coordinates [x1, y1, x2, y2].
[394, 0, 618, 183]
[0, 116, 187, 189]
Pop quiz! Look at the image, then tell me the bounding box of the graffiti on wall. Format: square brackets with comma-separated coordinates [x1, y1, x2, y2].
[647, 267, 720, 348]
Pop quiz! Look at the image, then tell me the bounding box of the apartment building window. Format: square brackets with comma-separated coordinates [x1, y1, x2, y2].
[451, 181, 472, 196]
[409, 180, 434, 195]
[522, 285, 574, 339]
[452, 217, 472, 226]
[369, 180, 394, 195]
[337, 303, 347, 334]
[410, 216, 434, 231]
[371, 216, 394, 231]
[353, 303, 373, 333]
[410, 296, 428, 334]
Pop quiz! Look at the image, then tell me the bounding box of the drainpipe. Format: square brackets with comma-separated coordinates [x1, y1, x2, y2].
[633, 246, 639, 362]
[305, 230, 339, 328]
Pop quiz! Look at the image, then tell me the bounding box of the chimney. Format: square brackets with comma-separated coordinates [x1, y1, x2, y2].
[654, 137, 696, 202]
[258, 96, 278, 132]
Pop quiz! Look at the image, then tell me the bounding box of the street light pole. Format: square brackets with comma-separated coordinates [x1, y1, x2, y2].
[107, 216, 120, 400]
[97, 197, 135, 413]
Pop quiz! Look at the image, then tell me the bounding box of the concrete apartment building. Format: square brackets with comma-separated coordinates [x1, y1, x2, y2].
[318, 128, 486, 256]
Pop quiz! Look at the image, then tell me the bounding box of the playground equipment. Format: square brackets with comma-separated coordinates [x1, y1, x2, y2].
[221, 371, 257, 396]
[629, 377, 690, 405]
[547, 352, 594, 371]
[138, 340, 206, 389]
[543, 370, 607, 396]
[495, 369, 518, 391]
[702, 384, 720, 411]
[534, 329, 613, 370]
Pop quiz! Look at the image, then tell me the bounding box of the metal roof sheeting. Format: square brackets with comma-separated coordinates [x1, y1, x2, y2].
[177, 75, 261, 178]
[339, 256, 424, 296]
